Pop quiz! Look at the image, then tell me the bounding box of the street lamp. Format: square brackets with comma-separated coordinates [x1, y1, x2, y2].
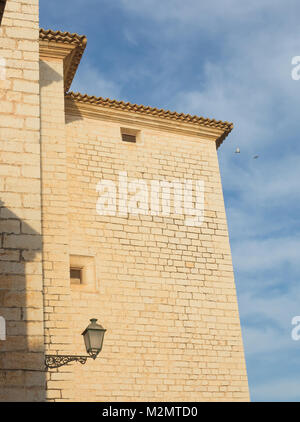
[82, 319, 106, 359]
[45, 319, 106, 369]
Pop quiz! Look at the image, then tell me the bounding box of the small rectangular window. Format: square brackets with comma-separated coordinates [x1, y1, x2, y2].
[70, 267, 82, 285]
[69, 255, 97, 291]
[122, 133, 136, 143]
[121, 127, 141, 144]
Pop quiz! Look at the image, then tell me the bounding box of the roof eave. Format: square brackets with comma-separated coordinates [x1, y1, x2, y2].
[65, 92, 233, 146]
[39, 28, 87, 93]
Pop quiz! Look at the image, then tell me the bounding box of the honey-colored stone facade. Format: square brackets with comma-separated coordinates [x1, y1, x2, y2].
[0, 0, 249, 401]
[0, 0, 45, 401]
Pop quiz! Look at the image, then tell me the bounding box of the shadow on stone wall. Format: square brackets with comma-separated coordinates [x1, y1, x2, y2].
[0, 199, 46, 401]
[0, 1, 7, 26]
[64, 95, 84, 125]
[39, 60, 63, 89]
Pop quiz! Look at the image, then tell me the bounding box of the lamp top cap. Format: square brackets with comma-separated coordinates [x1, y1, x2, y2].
[82, 318, 106, 335]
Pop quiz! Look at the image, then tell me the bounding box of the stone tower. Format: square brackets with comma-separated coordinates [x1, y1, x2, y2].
[0, 0, 45, 401]
[0, 0, 249, 401]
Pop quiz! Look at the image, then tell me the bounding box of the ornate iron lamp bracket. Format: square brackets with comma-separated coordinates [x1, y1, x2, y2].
[45, 354, 91, 369]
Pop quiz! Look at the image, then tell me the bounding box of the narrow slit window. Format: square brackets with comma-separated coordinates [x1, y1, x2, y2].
[70, 267, 82, 285]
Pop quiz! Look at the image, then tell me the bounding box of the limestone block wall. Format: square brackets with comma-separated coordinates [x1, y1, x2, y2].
[56, 113, 250, 402]
[0, 0, 249, 402]
[0, 0, 45, 401]
[39, 58, 74, 401]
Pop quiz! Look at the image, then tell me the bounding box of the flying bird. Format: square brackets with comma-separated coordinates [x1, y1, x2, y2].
[234, 148, 259, 159]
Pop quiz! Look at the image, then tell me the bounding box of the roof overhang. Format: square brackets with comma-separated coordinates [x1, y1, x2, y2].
[39, 29, 87, 93]
[39, 28, 233, 147]
[65, 92, 233, 148]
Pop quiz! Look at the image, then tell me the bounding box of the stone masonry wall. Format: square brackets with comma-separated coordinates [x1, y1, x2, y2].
[39, 57, 74, 401]
[0, 0, 45, 401]
[0, 0, 249, 402]
[48, 113, 251, 402]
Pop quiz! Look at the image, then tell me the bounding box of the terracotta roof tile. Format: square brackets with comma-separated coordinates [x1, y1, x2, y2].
[66, 92, 233, 147]
[39, 28, 233, 147]
[39, 28, 87, 47]
[39, 28, 87, 92]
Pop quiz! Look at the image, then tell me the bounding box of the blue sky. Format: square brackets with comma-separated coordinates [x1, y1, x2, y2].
[40, 0, 300, 401]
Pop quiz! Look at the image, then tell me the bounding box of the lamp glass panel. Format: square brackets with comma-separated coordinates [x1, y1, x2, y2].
[89, 329, 104, 351]
[83, 331, 91, 352]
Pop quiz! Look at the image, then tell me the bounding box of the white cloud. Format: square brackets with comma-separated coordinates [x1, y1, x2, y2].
[123, 29, 138, 46]
[252, 378, 300, 401]
[71, 61, 122, 99]
[233, 237, 300, 272]
[119, 0, 285, 27]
